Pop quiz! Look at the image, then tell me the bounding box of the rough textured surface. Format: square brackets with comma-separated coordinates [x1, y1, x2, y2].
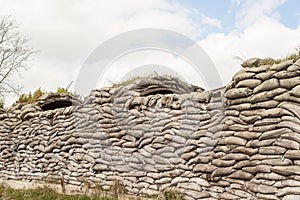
[0, 59, 300, 199]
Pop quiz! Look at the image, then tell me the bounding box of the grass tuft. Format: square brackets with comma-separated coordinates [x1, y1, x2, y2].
[0, 185, 116, 200]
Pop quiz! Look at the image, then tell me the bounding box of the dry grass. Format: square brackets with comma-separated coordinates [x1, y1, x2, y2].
[0, 185, 116, 200]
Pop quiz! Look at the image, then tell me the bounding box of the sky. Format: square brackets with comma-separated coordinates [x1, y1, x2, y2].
[0, 0, 299, 106]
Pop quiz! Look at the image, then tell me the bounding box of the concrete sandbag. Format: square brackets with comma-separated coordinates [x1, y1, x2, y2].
[260, 158, 292, 166]
[225, 88, 252, 99]
[228, 170, 254, 180]
[276, 120, 300, 133]
[281, 132, 300, 144]
[232, 146, 258, 156]
[274, 138, 300, 150]
[245, 182, 277, 194]
[270, 60, 293, 71]
[255, 172, 286, 181]
[232, 71, 256, 82]
[290, 85, 300, 97]
[257, 194, 280, 200]
[243, 165, 271, 174]
[287, 58, 300, 71]
[228, 103, 251, 111]
[284, 150, 300, 160]
[282, 195, 300, 200]
[221, 153, 250, 161]
[267, 88, 288, 98]
[255, 71, 274, 81]
[193, 163, 216, 173]
[259, 146, 286, 155]
[245, 64, 269, 73]
[241, 58, 261, 68]
[219, 136, 247, 146]
[211, 159, 236, 167]
[227, 96, 251, 105]
[250, 91, 269, 103]
[234, 131, 261, 140]
[254, 118, 281, 126]
[240, 115, 261, 124]
[260, 108, 293, 118]
[272, 166, 300, 176]
[259, 128, 292, 140]
[279, 76, 300, 89]
[251, 100, 279, 109]
[273, 70, 300, 79]
[274, 179, 300, 188]
[253, 78, 279, 94]
[211, 167, 234, 177]
[236, 79, 262, 89]
[279, 102, 300, 119]
[247, 139, 275, 148]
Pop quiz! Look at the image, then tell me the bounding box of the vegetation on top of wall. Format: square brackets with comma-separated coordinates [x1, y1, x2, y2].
[111, 73, 185, 88]
[259, 52, 300, 66]
[17, 87, 74, 104]
[234, 45, 300, 66]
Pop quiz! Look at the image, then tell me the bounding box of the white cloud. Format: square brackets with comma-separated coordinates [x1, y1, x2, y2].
[231, 0, 241, 6]
[235, 0, 286, 28]
[0, 0, 299, 109]
[202, 16, 222, 29]
[200, 16, 300, 84]
[0, 0, 203, 106]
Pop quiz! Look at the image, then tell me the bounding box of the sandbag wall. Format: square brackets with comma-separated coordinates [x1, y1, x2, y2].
[0, 58, 299, 200]
[220, 58, 300, 200]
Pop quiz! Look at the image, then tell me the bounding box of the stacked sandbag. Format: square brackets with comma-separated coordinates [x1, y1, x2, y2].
[0, 62, 300, 200]
[0, 106, 16, 180]
[78, 77, 225, 199]
[219, 57, 300, 199]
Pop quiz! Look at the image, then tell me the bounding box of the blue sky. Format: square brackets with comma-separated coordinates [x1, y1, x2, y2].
[176, 0, 237, 35]
[0, 0, 300, 105]
[177, 0, 300, 38]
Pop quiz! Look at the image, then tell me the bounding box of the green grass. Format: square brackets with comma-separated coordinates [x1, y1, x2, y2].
[110, 73, 186, 88]
[161, 190, 183, 200]
[0, 186, 117, 200]
[234, 48, 300, 66]
[258, 53, 300, 66]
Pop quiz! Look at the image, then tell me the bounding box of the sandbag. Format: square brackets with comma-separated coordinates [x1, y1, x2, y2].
[270, 59, 293, 71]
[225, 88, 252, 99]
[211, 166, 234, 177]
[253, 78, 279, 94]
[245, 64, 269, 73]
[236, 79, 262, 89]
[259, 128, 292, 140]
[232, 71, 256, 82]
[255, 71, 274, 81]
[243, 165, 271, 174]
[284, 150, 300, 159]
[219, 136, 247, 146]
[228, 170, 253, 180]
[279, 76, 300, 89]
[251, 100, 279, 109]
[259, 146, 286, 155]
[290, 85, 300, 97]
[287, 58, 300, 71]
[273, 70, 300, 79]
[274, 138, 300, 150]
[245, 182, 277, 194]
[241, 58, 261, 68]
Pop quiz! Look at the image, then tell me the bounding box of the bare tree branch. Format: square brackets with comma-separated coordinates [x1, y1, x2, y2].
[0, 16, 35, 96]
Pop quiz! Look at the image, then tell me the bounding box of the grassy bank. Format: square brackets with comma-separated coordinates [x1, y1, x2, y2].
[0, 186, 116, 200]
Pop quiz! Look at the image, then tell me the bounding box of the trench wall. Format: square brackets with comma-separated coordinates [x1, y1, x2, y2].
[0, 58, 300, 200]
